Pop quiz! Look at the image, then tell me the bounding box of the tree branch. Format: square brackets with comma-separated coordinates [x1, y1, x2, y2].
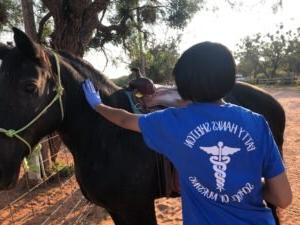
[88, 12, 131, 48]
[99, 8, 106, 24]
[85, 0, 110, 16]
[129, 4, 167, 12]
[41, 0, 61, 16]
[100, 46, 109, 71]
[79, 0, 110, 47]
[41, 0, 64, 33]
[97, 14, 129, 35]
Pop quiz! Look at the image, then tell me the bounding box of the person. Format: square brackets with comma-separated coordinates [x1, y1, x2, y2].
[128, 67, 156, 96]
[82, 42, 292, 225]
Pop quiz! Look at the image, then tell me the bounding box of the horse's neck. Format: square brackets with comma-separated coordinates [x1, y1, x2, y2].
[57, 62, 121, 159]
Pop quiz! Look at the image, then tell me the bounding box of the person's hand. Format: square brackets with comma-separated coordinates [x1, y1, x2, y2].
[82, 79, 102, 109]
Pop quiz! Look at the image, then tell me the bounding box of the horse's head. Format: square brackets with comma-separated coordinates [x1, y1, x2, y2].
[0, 28, 63, 189]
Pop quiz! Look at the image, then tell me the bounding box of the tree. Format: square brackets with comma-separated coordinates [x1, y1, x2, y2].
[2, 0, 202, 56]
[112, 35, 180, 85]
[130, 37, 180, 83]
[235, 35, 264, 78]
[235, 25, 300, 78]
[2, 0, 284, 58]
[35, 0, 201, 57]
[284, 28, 300, 76]
[21, 0, 38, 41]
[0, 1, 8, 25]
[0, 0, 22, 32]
[261, 29, 288, 77]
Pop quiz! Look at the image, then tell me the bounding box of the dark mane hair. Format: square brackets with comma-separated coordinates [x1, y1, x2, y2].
[53, 50, 133, 115]
[57, 51, 120, 96]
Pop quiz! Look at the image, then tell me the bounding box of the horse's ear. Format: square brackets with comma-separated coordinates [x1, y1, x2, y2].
[12, 27, 41, 60]
[0, 43, 10, 60]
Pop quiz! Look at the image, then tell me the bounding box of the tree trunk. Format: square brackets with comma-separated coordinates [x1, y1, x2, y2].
[43, 0, 109, 57]
[21, 0, 38, 41]
[0, 2, 8, 25]
[51, 18, 87, 57]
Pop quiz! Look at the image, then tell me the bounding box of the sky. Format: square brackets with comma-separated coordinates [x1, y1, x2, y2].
[1, 0, 299, 78]
[85, 0, 300, 78]
[179, 0, 300, 51]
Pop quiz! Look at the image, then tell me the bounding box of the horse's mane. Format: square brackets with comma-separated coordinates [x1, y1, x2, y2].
[57, 51, 120, 96]
[54, 50, 134, 115]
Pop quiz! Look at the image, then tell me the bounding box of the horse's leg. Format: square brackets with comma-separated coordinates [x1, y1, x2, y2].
[108, 201, 157, 225]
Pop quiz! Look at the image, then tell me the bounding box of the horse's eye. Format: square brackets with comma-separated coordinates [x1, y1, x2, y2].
[24, 83, 37, 94]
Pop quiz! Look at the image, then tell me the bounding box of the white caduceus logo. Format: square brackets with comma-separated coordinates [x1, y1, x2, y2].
[200, 141, 240, 192]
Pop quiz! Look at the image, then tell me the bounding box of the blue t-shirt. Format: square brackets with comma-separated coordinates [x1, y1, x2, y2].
[139, 102, 285, 225]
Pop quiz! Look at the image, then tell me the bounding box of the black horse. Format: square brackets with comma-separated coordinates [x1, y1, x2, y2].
[0, 28, 285, 225]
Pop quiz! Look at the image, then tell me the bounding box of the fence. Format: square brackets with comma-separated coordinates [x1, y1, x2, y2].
[0, 135, 105, 225]
[248, 76, 298, 85]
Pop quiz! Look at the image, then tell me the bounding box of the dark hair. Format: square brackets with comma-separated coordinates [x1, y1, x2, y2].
[173, 42, 236, 102]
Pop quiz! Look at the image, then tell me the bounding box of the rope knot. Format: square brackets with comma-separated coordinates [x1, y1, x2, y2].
[55, 86, 64, 96]
[5, 129, 17, 138]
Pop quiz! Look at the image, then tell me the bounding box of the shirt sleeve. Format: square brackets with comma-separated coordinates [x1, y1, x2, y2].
[138, 108, 175, 157]
[261, 116, 285, 179]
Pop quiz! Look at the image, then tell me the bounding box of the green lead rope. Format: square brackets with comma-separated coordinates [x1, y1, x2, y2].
[53, 52, 64, 120]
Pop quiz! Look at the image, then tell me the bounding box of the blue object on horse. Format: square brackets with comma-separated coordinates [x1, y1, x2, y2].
[82, 79, 102, 109]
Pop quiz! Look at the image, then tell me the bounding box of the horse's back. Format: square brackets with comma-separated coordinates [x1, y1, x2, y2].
[225, 82, 285, 151]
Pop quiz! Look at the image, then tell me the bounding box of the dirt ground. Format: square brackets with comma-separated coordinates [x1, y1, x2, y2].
[0, 86, 299, 225]
[270, 86, 300, 225]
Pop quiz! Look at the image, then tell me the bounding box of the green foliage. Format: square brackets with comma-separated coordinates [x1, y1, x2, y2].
[284, 29, 300, 75]
[0, 0, 52, 44]
[129, 37, 180, 83]
[112, 37, 180, 85]
[235, 26, 300, 79]
[96, 0, 203, 48]
[0, 0, 22, 31]
[51, 162, 74, 178]
[34, 0, 54, 41]
[140, 4, 157, 24]
[166, 0, 202, 29]
[235, 35, 262, 78]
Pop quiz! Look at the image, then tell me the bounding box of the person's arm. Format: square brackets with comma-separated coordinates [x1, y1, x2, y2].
[95, 104, 141, 132]
[82, 79, 141, 132]
[263, 171, 292, 209]
[260, 116, 292, 209]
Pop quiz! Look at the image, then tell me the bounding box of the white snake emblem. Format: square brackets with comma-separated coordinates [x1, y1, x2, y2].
[200, 142, 240, 192]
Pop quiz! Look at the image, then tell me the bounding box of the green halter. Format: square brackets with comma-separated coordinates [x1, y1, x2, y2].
[0, 52, 64, 155]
